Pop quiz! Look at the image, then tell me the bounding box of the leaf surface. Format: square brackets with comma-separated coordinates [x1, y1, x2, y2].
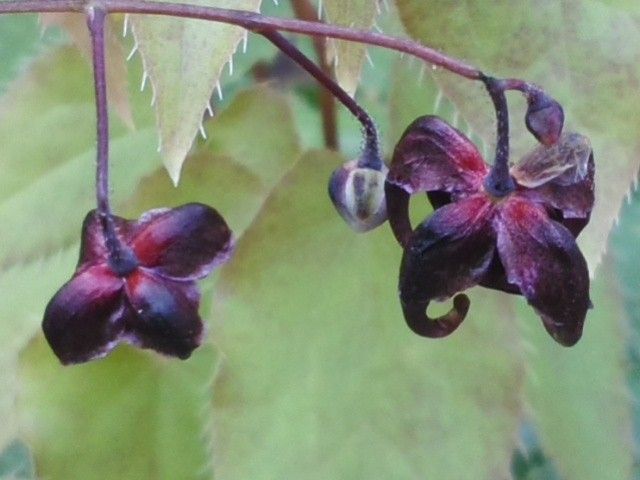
[124, 87, 301, 236]
[130, 0, 262, 184]
[18, 340, 218, 480]
[323, 0, 378, 96]
[40, 13, 134, 129]
[518, 259, 634, 480]
[0, 47, 161, 268]
[211, 150, 524, 480]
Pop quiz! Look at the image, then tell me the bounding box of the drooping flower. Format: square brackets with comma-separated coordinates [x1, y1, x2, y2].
[385, 116, 594, 346]
[42, 203, 234, 364]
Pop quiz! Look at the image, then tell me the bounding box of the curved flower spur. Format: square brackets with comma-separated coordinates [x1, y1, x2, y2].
[385, 115, 594, 346]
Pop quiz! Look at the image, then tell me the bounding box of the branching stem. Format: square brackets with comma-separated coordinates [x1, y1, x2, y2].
[0, 0, 552, 167]
[0, 0, 480, 79]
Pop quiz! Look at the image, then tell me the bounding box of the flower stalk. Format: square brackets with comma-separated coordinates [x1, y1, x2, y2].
[262, 30, 380, 167]
[481, 75, 516, 198]
[88, 5, 138, 276]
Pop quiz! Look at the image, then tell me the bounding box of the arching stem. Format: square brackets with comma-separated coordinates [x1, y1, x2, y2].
[88, 5, 138, 276]
[0, 0, 481, 79]
[0, 0, 552, 154]
[262, 30, 380, 168]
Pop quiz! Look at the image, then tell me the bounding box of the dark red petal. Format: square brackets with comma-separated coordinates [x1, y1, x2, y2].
[42, 265, 125, 365]
[512, 133, 594, 234]
[387, 115, 487, 195]
[478, 252, 521, 295]
[130, 203, 234, 280]
[123, 270, 204, 359]
[399, 195, 495, 338]
[386, 116, 487, 246]
[77, 210, 133, 268]
[496, 198, 591, 346]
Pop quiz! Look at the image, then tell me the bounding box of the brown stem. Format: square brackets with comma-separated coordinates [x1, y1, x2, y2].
[0, 0, 481, 79]
[291, 0, 338, 150]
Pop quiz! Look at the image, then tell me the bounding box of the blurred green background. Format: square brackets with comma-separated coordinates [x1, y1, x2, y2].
[1, 2, 639, 479]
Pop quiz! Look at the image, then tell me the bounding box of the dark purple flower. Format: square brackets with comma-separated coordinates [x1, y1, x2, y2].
[42, 203, 234, 364]
[385, 116, 594, 346]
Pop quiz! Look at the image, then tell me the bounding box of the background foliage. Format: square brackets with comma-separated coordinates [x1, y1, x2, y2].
[0, 1, 638, 479]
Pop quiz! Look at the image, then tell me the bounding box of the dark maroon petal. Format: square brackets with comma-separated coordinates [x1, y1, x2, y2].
[399, 195, 495, 338]
[77, 210, 133, 268]
[130, 203, 234, 280]
[478, 252, 521, 295]
[512, 133, 594, 235]
[387, 115, 487, 195]
[386, 116, 487, 246]
[42, 265, 125, 365]
[496, 198, 591, 346]
[123, 270, 204, 359]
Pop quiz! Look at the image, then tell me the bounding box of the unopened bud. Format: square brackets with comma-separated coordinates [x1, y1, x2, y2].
[525, 91, 564, 146]
[328, 159, 388, 232]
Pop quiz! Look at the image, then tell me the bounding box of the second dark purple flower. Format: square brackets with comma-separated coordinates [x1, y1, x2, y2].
[385, 116, 594, 346]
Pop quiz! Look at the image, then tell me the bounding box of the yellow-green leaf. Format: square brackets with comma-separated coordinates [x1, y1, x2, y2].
[40, 13, 134, 129]
[324, 0, 378, 96]
[129, 0, 262, 184]
[519, 259, 634, 480]
[211, 151, 524, 479]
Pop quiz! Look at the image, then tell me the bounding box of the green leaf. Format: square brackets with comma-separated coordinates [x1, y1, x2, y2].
[0, 15, 61, 95]
[211, 151, 523, 479]
[387, 56, 484, 151]
[129, 0, 262, 184]
[0, 249, 78, 451]
[18, 340, 219, 480]
[0, 46, 162, 268]
[124, 86, 302, 236]
[323, 0, 378, 96]
[40, 13, 135, 129]
[395, 0, 640, 272]
[519, 258, 633, 480]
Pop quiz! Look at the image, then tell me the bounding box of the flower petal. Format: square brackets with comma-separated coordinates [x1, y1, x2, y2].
[77, 210, 133, 268]
[130, 203, 234, 279]
[386, 116, 487, 245]
[399, 195, 495, 338]
[496, 198, 591, 346]
[512, 133, 594, 236]
[42, 265, 125, 365]
[124, 270, 204, 359]
[388, 115, 488, 195]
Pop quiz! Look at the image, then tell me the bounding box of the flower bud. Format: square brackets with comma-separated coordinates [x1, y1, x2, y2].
[525, 90, 564, 146]
[328, 159, 388, 232]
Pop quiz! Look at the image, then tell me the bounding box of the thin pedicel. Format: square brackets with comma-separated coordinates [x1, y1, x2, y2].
[88, 5, 139, 277]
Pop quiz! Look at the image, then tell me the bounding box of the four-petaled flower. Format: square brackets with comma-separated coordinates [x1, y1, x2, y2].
[385, 116, 594, 346]
[42, 203, 234, 364]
